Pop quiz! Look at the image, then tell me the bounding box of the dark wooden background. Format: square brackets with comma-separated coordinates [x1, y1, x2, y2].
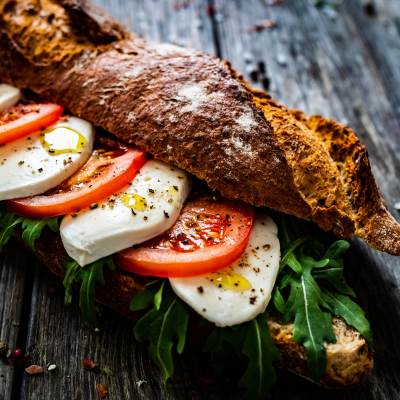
[1, 0, 400, 399]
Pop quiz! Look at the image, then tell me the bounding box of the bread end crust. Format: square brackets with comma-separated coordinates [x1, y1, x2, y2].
[291, 110, 400, 256]
[268, 317, 373, 389]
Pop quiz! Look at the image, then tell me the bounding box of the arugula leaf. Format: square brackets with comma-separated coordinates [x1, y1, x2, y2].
[312, 241, 356, 298]
[239, 313, 281, 400]
[202, 328, 233, 375]
[130, 282, 162, 311]
[279, 235, 314, 273]
[0, 202, 60, 252]
[203, 313, 280, 400]
[271, 286, 285, 313]
[0, 203, 6, 219]
[0, 209, 24, 252]
[279, 247, 336, 382]
[220, 323, 248, 364]
[283, 252, 303, 276]
[21, 216, 59, 252]
[321, 285, 374, 351]
[62, 257, 81, 307]
[276, 211, 302, 242]
[154, 280, 165, 311]
[73, 256, 115, 326]
[133, 281, 190, 385]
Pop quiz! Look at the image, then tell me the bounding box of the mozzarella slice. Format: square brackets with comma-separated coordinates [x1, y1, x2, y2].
[0, 117, 95, 201]
[0, 83, 21, 112]
[60, 159, 192, 266]
[170, 212, 280, 327]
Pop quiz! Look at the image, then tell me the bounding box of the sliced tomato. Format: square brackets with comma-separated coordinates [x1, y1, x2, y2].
[0, 103, 64, 145]
[114, 194, 254, 278]
[5, 134, 147, 217]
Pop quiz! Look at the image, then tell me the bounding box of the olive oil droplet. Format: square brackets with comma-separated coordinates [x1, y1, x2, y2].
[122, 193, 147, 211]
[42, 127, 87, 156]
[210, 271, 252, 291]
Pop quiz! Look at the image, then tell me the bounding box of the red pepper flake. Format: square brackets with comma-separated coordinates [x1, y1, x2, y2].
[47, 285, 55, 296]
[198, 370, 217, 386]
[247, 19, 276, 34]
[7, 360, 14, 365]
[262, 19, 276, 29]
[82, 359, 96, 369]
[13, 349, 27, 362]
[25, 365, 43, 374]
[206, 4, 216, 15]
[97, 383, 108, 398]
[172, 2, 180, 10]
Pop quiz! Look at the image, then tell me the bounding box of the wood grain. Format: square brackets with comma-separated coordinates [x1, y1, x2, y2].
[0, 239, 35, 400]
[19, 258, 246, 400]
[1, 0, 400, 399]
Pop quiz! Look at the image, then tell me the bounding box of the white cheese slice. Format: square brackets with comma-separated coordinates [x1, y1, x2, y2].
[0, 117, 95, 201]
[170, 212, 280, 327]
[60, 159, 192, 266]
[0, 83, 21, 112]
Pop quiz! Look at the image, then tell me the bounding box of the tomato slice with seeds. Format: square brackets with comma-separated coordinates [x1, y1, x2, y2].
[5, 134, 147, 217]
[0, 103, 64, 145]
[114, 194, 254, 278]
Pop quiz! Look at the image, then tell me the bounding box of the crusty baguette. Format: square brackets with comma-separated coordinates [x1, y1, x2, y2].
[0, 0, 399, 255]
[0, 0, 377, 389]
[14, 228, 373, 389]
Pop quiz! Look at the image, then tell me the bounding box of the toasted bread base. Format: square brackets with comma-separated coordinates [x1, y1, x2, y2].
[13, 227, 373, 389]
[1, 0, 399, 255]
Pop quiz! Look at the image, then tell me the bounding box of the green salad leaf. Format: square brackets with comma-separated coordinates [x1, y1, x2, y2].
[130, 282, 161, 311]
[62, 257, 81, 307]
[312, 240, 356, 298]
[271, 286, 285, 313]
[321, 285, 374, 351]
[203, 312, 280, 400]
[239, 313, 281, 400]
[0, 205, 24, 252]
[21, 216, 60, 251]
[279, 262, 336, 382]
[62, 255, 115, 326]
[202, 327, 232, 375]
[0, 202, 60, 252]
[275, 212, 374, 382]
[131, 280, 191, 386]
[75, 256, 115, 326]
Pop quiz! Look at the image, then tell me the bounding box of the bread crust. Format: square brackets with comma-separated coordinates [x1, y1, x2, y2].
[0, 0, 399, 254]
[291, 110, 400, 255]
[13, 229, 373, 389]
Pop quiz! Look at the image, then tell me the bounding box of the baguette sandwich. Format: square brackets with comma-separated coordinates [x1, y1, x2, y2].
[0, 0, 398, 397]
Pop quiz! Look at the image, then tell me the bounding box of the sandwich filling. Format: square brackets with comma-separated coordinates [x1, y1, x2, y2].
[0, 83, 374, 398]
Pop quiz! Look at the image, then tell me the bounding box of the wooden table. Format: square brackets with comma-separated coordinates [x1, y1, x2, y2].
[1, 0, 400, 399]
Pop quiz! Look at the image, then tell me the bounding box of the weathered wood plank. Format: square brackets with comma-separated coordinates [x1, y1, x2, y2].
[0, 239, 35, 400]
[344, 0, 400, 123]
[214, 0, 400, 398]
[93, 0, 217, 56]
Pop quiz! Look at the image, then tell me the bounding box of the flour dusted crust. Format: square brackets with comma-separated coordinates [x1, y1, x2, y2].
[14, 229, 374, 389]
[0, 0, 399, 254]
